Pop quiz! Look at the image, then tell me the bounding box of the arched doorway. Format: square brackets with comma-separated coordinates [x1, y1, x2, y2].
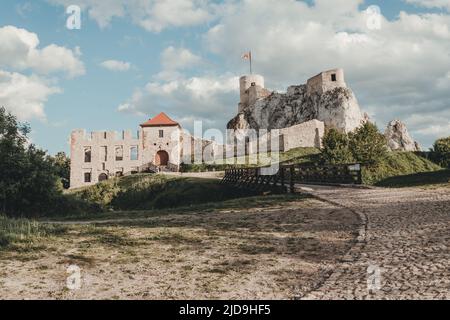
[98, 173, 108, 182]
[155, 150, 169, 166]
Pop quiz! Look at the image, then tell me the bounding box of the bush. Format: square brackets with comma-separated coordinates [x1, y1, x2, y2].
[349, 122, 387, 166]
[321, 129, 354, 164]
[78, 181, 120, 210]
[431, 137, 450, 168]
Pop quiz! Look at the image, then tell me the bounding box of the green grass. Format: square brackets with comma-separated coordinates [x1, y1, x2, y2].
[64, 174, 258, 215]
[0, 215, 67, 248]
[180, 147, 321, 172]
[45, 193, 310, 222]
[362, 151, 443, 185]
[374, 169, 450, 188]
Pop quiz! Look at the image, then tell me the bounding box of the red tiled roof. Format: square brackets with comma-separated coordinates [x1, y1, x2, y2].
[140, 112, 179, 127]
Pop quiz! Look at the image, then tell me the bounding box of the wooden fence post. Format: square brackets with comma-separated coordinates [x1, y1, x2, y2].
[290, 166, 295, 193]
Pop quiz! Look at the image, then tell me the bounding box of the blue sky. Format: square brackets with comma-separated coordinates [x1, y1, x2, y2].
[0, 0, 449, 154]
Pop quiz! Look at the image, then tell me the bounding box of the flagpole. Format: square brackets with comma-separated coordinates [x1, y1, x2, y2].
[250, 51, 252, 74]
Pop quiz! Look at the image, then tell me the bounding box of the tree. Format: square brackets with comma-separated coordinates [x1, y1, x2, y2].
[431, 136, 450, 168]
[348, 122, 387, 166]
[49, 152, 71, 189]
[321, 128, 355, 164]
[0, 107, 60, 216]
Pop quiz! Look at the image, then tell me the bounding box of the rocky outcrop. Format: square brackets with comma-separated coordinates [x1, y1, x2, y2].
[385, 120, 420, 151]
[227, 84, 367, 133]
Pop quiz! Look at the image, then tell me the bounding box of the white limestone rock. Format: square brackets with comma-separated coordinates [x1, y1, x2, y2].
[385, 120, 421, 151]
[227, 84, 366, 133]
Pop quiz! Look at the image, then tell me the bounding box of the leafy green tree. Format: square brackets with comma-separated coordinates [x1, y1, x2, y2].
[431, 136, 450, 168]
[0, 107, 60, 216]
[349, 122, 387, 166]
[49, 152, 71, 189]
[321, 128, 354, 164]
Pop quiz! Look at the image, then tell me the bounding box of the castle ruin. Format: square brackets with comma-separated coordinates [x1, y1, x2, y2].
[70, 68, 368, 189]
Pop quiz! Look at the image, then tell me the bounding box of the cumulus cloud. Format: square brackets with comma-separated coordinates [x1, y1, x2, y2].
[161, 46, 201, 71]
[0, 25, 85, 78]
[0, 25, 84, 121]
[118, 74, 239, 130]
[0, 70, 61, 121]
[100, 59, 131, 72]
[154, 46, 202, 80]
[47, 0, 214, 32]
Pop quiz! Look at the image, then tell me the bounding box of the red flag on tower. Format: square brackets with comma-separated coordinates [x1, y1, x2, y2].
[241, 51, 252, 74]
[241, 51, 251, 60]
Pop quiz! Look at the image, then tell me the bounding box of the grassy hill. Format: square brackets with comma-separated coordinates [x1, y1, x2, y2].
[67, 174, 256, 214]
[362, 152, 443, 185]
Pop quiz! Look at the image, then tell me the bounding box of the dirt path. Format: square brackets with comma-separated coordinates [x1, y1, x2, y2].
[0, 198, 360, 300]
[299, 185, 450, 299]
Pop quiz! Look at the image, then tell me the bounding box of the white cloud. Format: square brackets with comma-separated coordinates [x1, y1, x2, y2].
[47, 0, 214, 32]
[118, 74, 239, 130]
[161, 46, 201, 71]
[100, 59, 131, 72]
[0, 70, 61, 121]
[0, 25, 85, 78]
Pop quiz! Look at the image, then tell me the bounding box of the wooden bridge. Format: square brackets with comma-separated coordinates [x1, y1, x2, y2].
[220, 163, 363, 193]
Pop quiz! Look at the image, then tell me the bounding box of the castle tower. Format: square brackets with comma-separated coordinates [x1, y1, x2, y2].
[306, 68, 346, 96]
[238, 75, 270, 112]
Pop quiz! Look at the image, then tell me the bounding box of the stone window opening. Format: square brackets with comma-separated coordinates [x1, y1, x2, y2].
[159, 130, 164, 138]
[104, 132, 107, 139]
[130, 146, 138, 161]
[331, 74, 337, 82]
[84, 147, 91, 163]
[98, 173, 108, 182]
[84, 172, 91, 183]
[115, 146, 123, 161]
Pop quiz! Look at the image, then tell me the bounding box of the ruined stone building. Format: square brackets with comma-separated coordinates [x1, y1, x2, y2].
[70, 112, 185, 189]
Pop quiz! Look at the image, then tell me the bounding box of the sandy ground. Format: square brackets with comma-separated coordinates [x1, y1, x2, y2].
[0, 197, 359, 300]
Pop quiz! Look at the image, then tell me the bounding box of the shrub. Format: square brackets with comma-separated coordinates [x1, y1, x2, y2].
[349, 122, 387, 166]
[431, 136, 450, 168]
[320, 128, 354, 164]
[78, 181, 120, 210]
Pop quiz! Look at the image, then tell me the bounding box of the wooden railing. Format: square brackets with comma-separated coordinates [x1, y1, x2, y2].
[221, 163, 362, 193]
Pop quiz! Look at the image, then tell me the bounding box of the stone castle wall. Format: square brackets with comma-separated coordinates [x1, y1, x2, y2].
[70, 129, 142, 189]
[280, 119, 324, 150]
[306, 68, 346, 95]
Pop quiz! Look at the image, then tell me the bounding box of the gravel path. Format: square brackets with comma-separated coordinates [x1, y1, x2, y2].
[300, 185, 450, 300]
